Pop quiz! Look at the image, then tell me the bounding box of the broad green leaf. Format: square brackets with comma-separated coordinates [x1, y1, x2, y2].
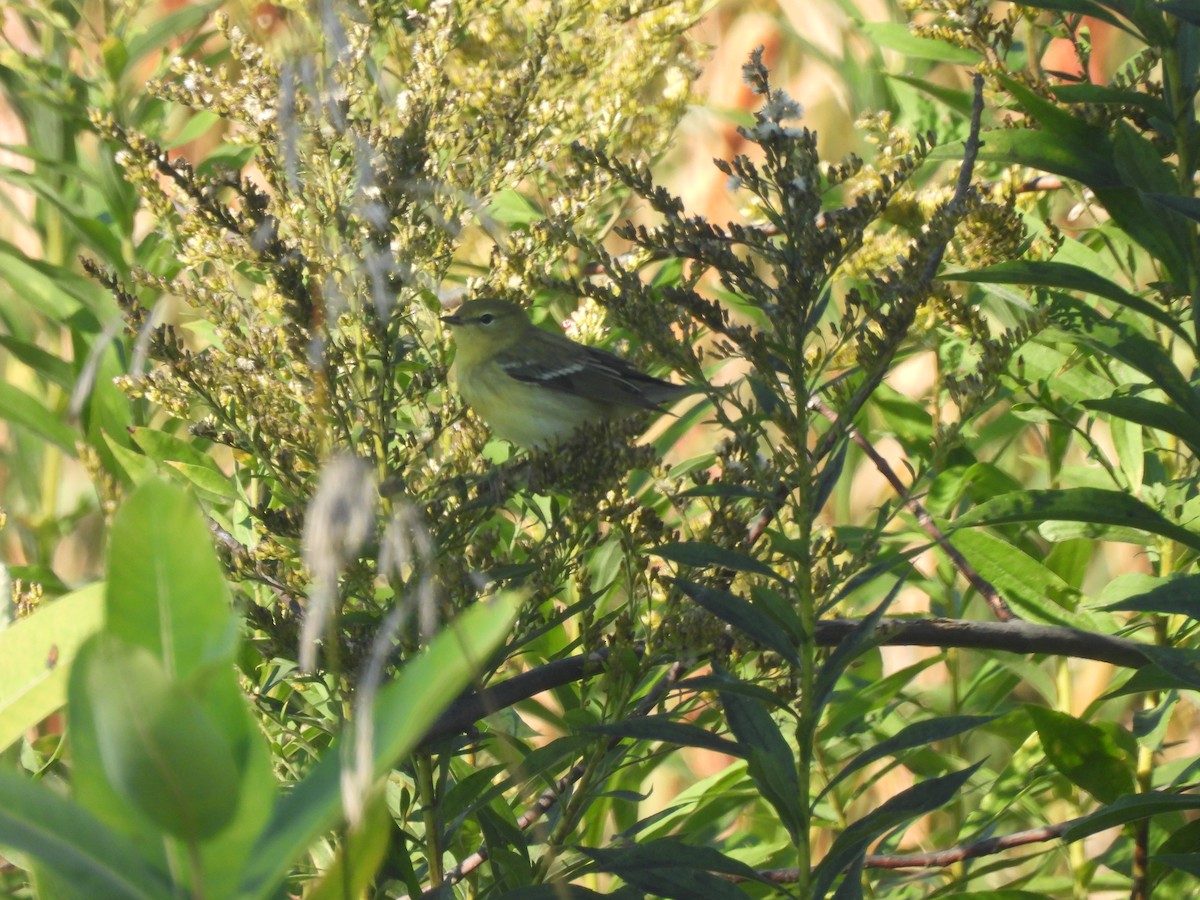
[0, 334, 75, 386]
[719, 688, 803, 843]
[76, 636, 241, 841]
[0, 771, 172, 900]
[674, 579, 801, 664]
[812, 761, 984, 899]
[955, 488, 1200, 554]
[1028, 706, 1134, 803]
[1051, 84, 1170, 120]
[973, 79, 1118, 184]
[0, 584, 103, 753]
[1147, 192, 1200, 224]
[107, 478, 238, 678]
[1135, 645, 1200, 690]
[949, 529, 1098, 628]
[238, 593, 523, 898]
[888, 74, 974, 117]
[486, 188, 544, 226]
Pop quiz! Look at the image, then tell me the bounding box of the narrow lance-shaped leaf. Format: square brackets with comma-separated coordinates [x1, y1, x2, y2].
[942, 259, 1192, 345]
[954, 488, 1200, 554]
[719, 686, 804, 843]
[811, 761, 985, 899]
[674, 579, 801, 665]
[819, 715, 998, 801]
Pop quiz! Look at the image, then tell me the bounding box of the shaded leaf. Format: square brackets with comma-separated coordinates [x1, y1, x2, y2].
[955, 488, 1200, 554]
[674, 579, 801, 664]
[819, 715, 998, 801]
[582, 839, 767, 898]
[1063, 792, 1200, 842]
[719, 688, 803, 842]
[812, 762, 984, 898]
[585, 715, 743, 758]
[1028, 706, 1134, 803]
[653, 541, 783, 582]
[942, 260, 1191, 344]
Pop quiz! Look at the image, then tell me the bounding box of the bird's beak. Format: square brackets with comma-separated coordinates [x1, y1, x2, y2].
[440, 313, 463, 325]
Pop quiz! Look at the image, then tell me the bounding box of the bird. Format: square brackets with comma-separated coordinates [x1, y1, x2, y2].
[441, 298, 695, 449]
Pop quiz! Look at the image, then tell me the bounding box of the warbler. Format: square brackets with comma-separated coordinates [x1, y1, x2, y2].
[441, 298, 694, 449]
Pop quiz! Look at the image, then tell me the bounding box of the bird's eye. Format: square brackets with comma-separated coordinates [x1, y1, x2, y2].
[479, 313, 495, 325]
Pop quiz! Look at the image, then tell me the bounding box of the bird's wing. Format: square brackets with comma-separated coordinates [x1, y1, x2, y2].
[494, 330, 686, 410]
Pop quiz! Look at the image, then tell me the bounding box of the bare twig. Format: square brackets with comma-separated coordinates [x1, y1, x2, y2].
[420, 619, 1148, 751]
[811, 398, 1015, 621]
[738, 819, 1072, 883]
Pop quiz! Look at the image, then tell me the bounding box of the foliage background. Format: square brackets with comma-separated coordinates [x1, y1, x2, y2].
[1, 0, 1199, 898]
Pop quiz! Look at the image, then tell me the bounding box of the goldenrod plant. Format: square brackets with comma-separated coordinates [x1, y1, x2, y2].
[1, 0, 1199, 897]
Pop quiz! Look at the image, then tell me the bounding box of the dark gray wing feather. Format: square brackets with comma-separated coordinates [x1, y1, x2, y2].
[494, 333, 690, 410]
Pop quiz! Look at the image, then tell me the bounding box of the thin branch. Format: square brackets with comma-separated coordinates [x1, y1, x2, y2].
[421, 618, 1148, 749]
[811, 398, 1015, 621]
[740, 819, 1073, 883]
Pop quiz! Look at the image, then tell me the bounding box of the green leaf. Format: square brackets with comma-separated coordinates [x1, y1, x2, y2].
[1044, 295, 1200, 421]
[949, 529, 1100, 628]
[128, 428, 237, 501]
[1134, 645, 1200, 690]
[0, 584, 103, 753]
[1104, 574, 1200, 618]
[819, 715, 998, 801]
[1051, 84, 1171, 120]
[652, 541, 784, 582]
[107, 478, 239, 678]
[76, 635, 241, 841]
[719, 687, 803, 843]
[0, 381, 78, 453]
[673, 579, 801, 664]
[1027, 706, 1134, 803]
[1083, 394, 1200, 457]
[812, 761, 984, 898]
[581, 839, 767, 898]
[942, 260, 1191, 345]
[859, 22, 980, 63]
[238, 593, 523, 898]
[1016, 0, 1134, 32]
[584, 715, 744, 758]
[0, 771, 173, 900]
[1063, 792, 1200, 842]
[0, 334, 75, 386]
[487, 188, 544, 226]
[813, 582, 904, 715]
[955, 488, 1200, 554]
[972, 79, 1118, 185]
[888, 74, 974, 117]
